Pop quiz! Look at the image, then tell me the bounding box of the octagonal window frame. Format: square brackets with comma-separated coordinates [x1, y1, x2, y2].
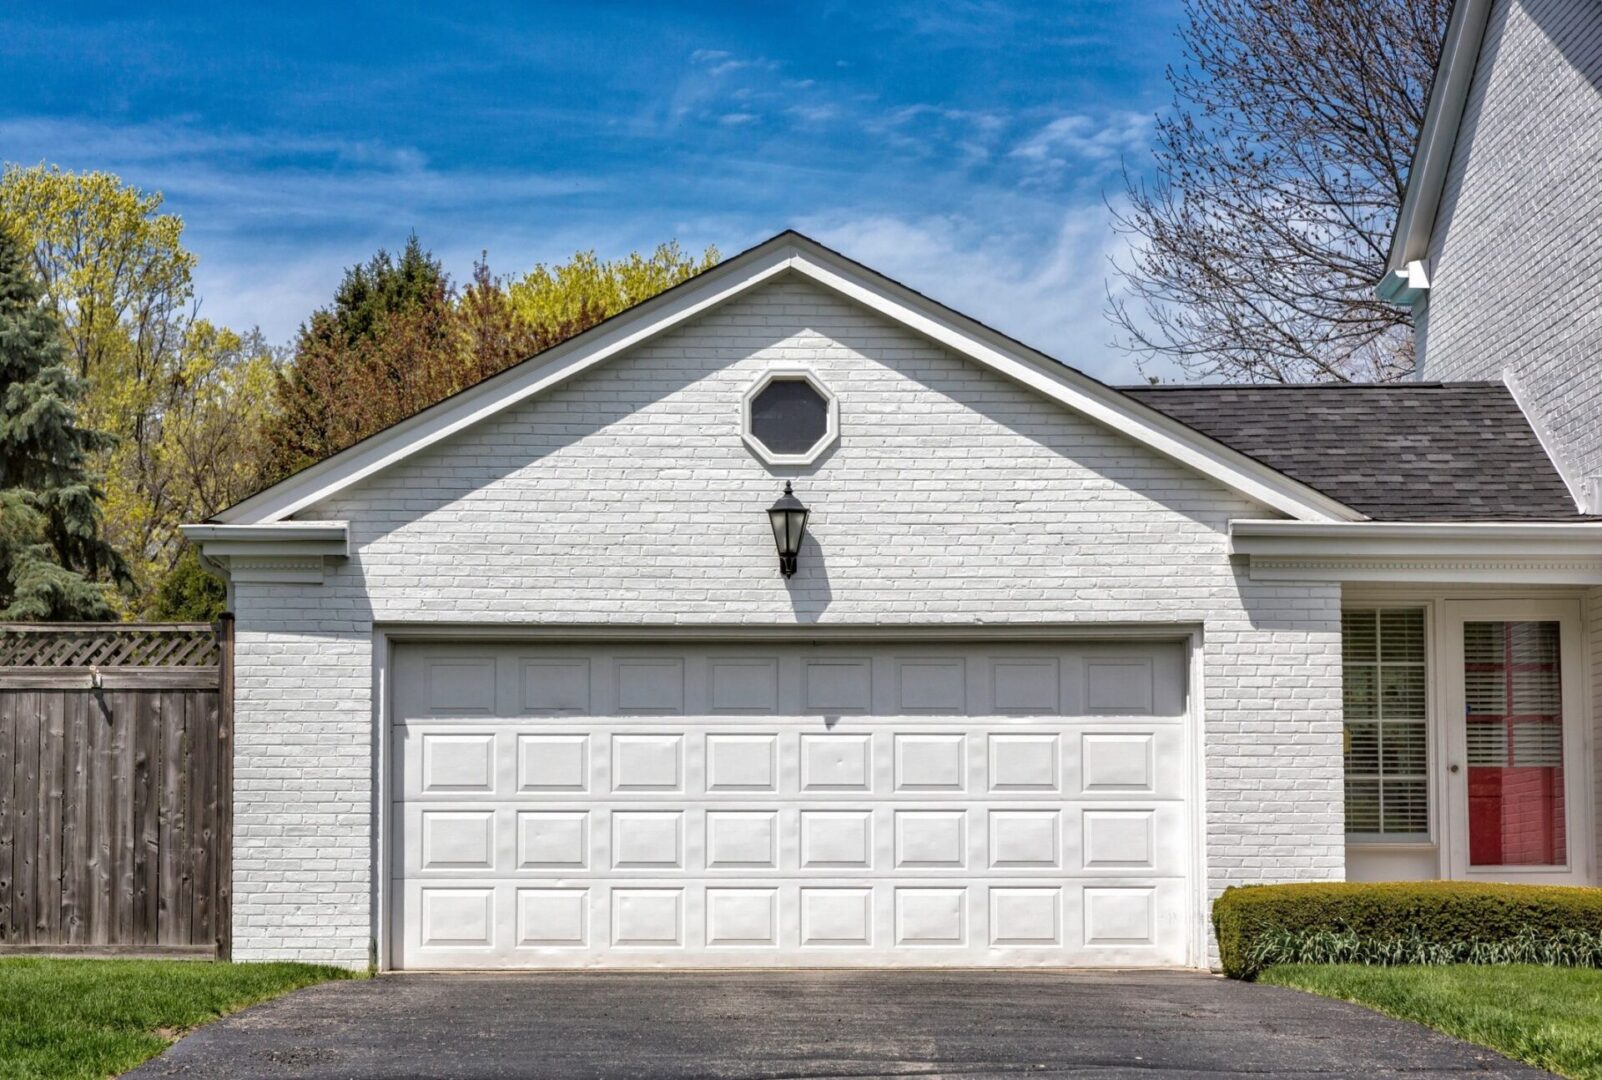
[741, 367, 839, 466]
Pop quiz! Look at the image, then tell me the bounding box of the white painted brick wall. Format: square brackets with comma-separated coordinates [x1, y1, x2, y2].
[1419, 0, 1602, 498]
[230, 277, 1343, 967]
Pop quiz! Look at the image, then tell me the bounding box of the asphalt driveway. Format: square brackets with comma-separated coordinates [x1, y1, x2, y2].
[127, 970, 1550, 1079]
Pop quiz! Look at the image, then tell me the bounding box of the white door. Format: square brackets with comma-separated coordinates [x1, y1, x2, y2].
[1441, 600, 1592, 884]
[389, 640, 1195, 969]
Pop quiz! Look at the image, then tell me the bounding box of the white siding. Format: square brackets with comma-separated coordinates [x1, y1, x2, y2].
[1419, 0, 1602, 500]
[230, 276, 1344, 967]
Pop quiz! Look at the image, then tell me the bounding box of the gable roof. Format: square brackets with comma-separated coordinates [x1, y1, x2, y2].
[1123, 382, 1585, 521]
[214, 231, 1364, 525]
[1379, 0, 1495, 302]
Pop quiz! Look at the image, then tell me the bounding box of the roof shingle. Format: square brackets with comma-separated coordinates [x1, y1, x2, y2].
[1121, 382, 1583, 522]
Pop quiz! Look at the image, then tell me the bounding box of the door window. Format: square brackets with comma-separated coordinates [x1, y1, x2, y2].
[1463, 620, 1565, 867]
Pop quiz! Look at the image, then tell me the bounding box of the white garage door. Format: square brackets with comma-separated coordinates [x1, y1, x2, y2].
[390, 640, 1195, 969]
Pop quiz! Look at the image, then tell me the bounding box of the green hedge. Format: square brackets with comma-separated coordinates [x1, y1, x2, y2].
[1214, 882, 1602, 980]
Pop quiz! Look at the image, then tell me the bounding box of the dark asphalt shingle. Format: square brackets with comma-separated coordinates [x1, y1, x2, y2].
[1121, 382, 1583, 521]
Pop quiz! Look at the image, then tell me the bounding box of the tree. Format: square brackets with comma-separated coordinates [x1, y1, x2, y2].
[259, 240, 717, 484]
[1, 165, 276, 606]
[1108, 0, 1451, 382]
[0, 226, 127, 620]
[507, 241, 718, 334]
[147, 545, 226, 621]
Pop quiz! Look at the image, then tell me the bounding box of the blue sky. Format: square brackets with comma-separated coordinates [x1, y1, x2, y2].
[1, 2, 1183, 381]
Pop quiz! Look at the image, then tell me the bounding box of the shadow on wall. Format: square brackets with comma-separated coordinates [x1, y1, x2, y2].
[783, 527, 833, 622]
[1524, 0, 1602, 94]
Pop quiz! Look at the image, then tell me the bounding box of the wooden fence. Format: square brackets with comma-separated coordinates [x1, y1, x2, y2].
[0, 618, 232, 958]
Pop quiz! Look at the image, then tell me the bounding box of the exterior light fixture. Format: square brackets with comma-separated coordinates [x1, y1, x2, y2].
[766, 481, 809, 578]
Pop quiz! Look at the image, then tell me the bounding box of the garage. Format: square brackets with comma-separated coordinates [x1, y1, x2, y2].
[389, 639, 1196, 969]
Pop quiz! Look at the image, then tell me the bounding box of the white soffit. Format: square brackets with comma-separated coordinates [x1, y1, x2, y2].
[211, 232, 1362, 527]
[1230, 519, 1602, 584]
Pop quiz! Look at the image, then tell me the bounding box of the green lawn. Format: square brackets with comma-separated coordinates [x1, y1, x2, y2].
[1262, 964, 1602, 1079]
[0, 957, 357, 1080]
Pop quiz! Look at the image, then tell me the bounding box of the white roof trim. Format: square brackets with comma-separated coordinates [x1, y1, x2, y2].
[1230, 519, 1602, 584]
[214, 231, 1363, 526]
[181, 521, 349, 588]
[1378, 0, 1494, 304]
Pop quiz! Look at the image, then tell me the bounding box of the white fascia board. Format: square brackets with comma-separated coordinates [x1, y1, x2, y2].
[784, 250, 1362, 522]
[217, 231, 1361, 526]
[1230, 519, 1602, 584]
[1378, 0, 1494, 302]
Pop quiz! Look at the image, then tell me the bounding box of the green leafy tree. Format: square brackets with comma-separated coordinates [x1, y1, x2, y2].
[259, 241, 714, 485]
[1, 164, 275, 607]
[0, 226, 127, 619]
[507, 241, 718, 333]
[147, 545, 226, 621]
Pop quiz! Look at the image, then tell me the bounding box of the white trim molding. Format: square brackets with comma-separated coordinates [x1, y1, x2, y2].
[207, 232, 1363, 526]
[181, 521, 350, 586]
[1377, 0, 1494, 305]
[1230, 519, 1602, 584]
[740, 366, 839, 466]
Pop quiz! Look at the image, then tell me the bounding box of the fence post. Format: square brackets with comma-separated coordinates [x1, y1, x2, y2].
[216, 613, 234, 962]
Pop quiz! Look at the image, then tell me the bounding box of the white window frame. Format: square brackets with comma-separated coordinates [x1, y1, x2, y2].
[741, 367, 839, 466]
[1341, 604, 1433, 844]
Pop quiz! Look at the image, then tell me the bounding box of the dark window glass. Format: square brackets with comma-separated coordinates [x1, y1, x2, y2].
[750, 379, 828, 454]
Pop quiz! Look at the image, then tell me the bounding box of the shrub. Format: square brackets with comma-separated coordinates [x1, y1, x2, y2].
[1214, 882, 1602, 980]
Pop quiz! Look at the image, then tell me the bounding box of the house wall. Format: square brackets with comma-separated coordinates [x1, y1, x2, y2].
[1417, 0, 1602, 504]
[227, 276, 1345, 967]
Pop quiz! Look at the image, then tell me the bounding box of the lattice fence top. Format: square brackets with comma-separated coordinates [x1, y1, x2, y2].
[0, 623, 220, 669]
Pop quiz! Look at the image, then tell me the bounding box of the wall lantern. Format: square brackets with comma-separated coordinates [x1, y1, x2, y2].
[766, 482, 809, 578]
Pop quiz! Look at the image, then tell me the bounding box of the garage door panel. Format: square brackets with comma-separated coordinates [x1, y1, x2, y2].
[392, 641, 1193, 969]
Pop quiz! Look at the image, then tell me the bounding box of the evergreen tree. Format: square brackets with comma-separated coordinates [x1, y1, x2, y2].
[0, 226, 127, 620]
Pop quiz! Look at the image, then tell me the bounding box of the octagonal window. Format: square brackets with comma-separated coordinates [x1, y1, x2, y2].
[749, 376, 830, 457]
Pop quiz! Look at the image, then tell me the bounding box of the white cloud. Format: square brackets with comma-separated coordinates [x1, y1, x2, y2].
[1010, 111, 1152, 176]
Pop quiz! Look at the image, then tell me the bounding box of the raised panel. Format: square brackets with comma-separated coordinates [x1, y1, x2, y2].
[708, 659, 779, 713]
[800, 887, 872, 946]
[705, 734, 776, 792]
[420, 733, 495, 792]
[611, 734, 683, 792]
[895, 888, 966, 946]
[1086, 658, 1155, 714]
[522, 659, 590, 713]
[1082, 810, 1155, 869]
[895, 659, 965, 713]
[1084, 886, 1155, 946]
[616, 658, 685, 714]
[1081, 733, 1154, 793]
[706, 811, 777, 869]
[706, 888, 778, 946]
[991, 659, 1059, 713]
[987, 733, 1059, 792]
[612, 811, 683, 869]
[803, 660, 872, 713]
[426, 659, 495, 713]
[895, 810, 966, 869]
[420, 888, 494, 947]
[800, 733, 872, 792]
[518, 734, 589, 792]
[517, 889, 588, 947]
[612, 889, 683, 947]
[517, 811, 588, 869]
[800, 810, 873, 869]
[990, 887, 1061, 946]
[988, 810, 1059, 869]
[894, 734, 965, 792]
[421, 811, 495, 870]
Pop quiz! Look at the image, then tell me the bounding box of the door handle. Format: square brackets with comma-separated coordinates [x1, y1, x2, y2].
[1450, 763, 1461, 774]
